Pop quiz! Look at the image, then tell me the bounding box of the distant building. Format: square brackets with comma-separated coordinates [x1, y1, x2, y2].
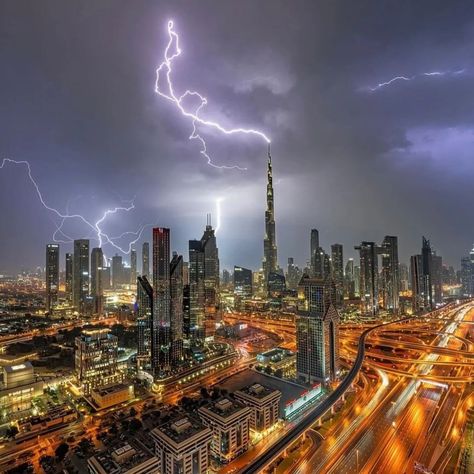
[267, 272, 286, 298]
[234, 266, 252, 297]
[90, 383, 134, 410]
[189, 239, 205, 339]
[198, 398, 251, 464]
[45, 244, 59, 313]
[170, 253, 184, 364]
[331, 244, 344, 306]
[286, 258, 302, 291]
[399, 263, 410, 292]
[142, 242, 150, 278]
[310, 229, 320, 278]
[90, 247, 104, 315]
[380, 236, 399, 313]
[355, 241, 379, 316]
[65, 252, 73, 303]
[431, 253, 443, 305]
[130, 248, 137, 285]
[151, 415, 211, 474]
[234, 383, 281, 432]
[344, 258, 355, 299]
[73, 239, 89, 311]
[112, 254, 123, 289]
[411, 237, 434, 313]
[296, 275, 340, 385]
[75, 328, 122, 395]
[136, 276, 153, 370]
[461, 256, 472, 296]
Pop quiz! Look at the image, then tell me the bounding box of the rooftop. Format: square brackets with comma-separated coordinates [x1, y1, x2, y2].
[236, 383, 281, 400]
[92, 383, 131, 397]
[201, 397, 248, 419]
[153, 414, 209, 445]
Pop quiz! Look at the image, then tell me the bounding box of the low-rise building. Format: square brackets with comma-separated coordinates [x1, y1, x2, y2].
[88, 442, 159, 474]
[151, 415, 211, 474]
[0, 362, 43, 420]
[90, 383, 134, 410]
[234, 383, 281, 432]
[198, 397, 251, 464]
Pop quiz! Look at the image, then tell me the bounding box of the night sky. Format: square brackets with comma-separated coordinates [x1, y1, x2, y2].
[2, 0, 474, 273]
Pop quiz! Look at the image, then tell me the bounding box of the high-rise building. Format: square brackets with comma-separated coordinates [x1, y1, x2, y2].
[234, 266, 253, 297]
[201, 218, 220, 336]
[152, 227, 171, 374]
[189, 239, 205, 339]
[411, 237, 434, 313]
[130, 248, 137, 285]
[344, 258, 355, 299]
[65, 252, 73, 303]
[380, 236, 399, 313]
[461, 256, 472, 296]
[355, 241, 379, 316]
[310, 229, 320, 278]
[75, 328, 122, 395]
[90, 247, 104, 315]
[422, 236, 433, 308]
[431, 253, 443, 305]
[170, 252, 184, 364]
[45, 244, 59, 313]
[73, 239, 89, 311]
[137, 275, 153, 370]
[296, 275, 340, 384]
[286, 258, 302, 290]
[399, 263, 410, 292]
[330, 244, 343, 306]
[262, 150, 278, 293]
[142, 242, 149, 277]
[183, 284, 191, 339]
[112, 254, 123, 289]
[222, 269, 231, 287]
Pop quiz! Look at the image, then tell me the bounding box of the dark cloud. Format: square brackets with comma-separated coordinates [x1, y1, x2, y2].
[1, 0, 474, 272]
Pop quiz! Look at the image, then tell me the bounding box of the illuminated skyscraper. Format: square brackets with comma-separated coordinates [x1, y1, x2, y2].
[189, 239, 205, 339]
[170, 252, 184, 363]
[431, 253, 443, 305]
[90, 247, 104, 315]
[355, 241, 379, 316]
[380, 236, 399, 313]
[142, 242, 150, 277]
[45, 244, 59, 313]
[137, 275, 153, 370]
[112, 254, 123, 289]
[296, 275, 340, 384]
[411, 236, 434, 312]
[262, 149, 278, 293]
[330, 244, 343, 306]
[73, 239, 89, 311]
[234, 266, 253, 297]
[344, 258, 355, 299]
[310, 229, 320, 277]
[65, 252, 73, 303]
[152, 227, 171, 374]
[130, 248, 137, 285]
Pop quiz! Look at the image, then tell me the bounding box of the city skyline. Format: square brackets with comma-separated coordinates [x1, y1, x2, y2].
[3, 1, 474, 273]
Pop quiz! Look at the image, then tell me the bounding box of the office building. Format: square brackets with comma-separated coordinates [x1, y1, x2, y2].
[91, 247, 104, 315]
[461, 256, 473, 296]
[142, 242, 150, 277]
[234, 383, 281, 432]
[310, 229, 320, 278]
[262, 150, 278, 293]
[198, 398, 251, 463]
[112, 254, 123, 289]
[170, 252, 184, 364]
[65, 252, 73, 302]
[136, 276, 153, 370]
[286, 258, 302, 290]
[130, 248, 137, 285]
[73, 239, 89, 311]
[330, 244, 343, 306]
[234, 266, 253, 297]
[267, 272, 286, 298]
[411, 237, 433, 313]
[399, 263, 410, 292]
[431, 253, 443, 305]
[344, 258, 355, 299]
[152, 227, 171, 373]
[296, 275, 340, 385]
[75, 328, 122, 395]
[45, 244, 59, 313]
[355, 241, 379, 316]
[151, 415, 211, 474]
[380, 236, 399, 313]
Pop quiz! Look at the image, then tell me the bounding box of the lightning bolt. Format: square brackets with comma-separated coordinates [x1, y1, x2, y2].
[0, 158, 145, 255]
[215, 197, 223, 234]
[155, 20, 271, 170]
[367, 68, 466, 92]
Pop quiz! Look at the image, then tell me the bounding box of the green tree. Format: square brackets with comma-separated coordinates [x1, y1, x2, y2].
[55, 442, 69, 461]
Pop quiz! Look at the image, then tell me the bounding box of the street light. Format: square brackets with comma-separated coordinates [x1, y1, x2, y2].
[356, 449, 359, 474]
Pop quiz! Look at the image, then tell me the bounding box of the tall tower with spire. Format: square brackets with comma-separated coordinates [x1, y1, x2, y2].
[263, 145, 278, 292]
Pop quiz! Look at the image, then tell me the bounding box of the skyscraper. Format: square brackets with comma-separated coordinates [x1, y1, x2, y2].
[234, 266, 253, 297]
[137, 275, 153, 370]
[262, 149, 278, 292]
[152, 227, 171, 374]
[142, 242, 150, 277]
[296, 275, 340, 384]
[170, 253, 184, 364]
[380, 236, 399, 313]
[130, 248, 137, 285]
[112, 254, 123, 289]
[355, 241, 379, 316]
[331, 244, 344, 306]
[45, 244, 59, 313]
[90, 247, 104, 315]
[73, 239, 89, 311]
[189, 239, 205, 339]
[461, 256, 472, 296]
[344, 258, 355, 299]
[65, 252, 73, 303]
[422, 236, 433, 308]
[431, 253, 443, 306]
[310, 229, 320, 278]
[411, 237, 434, 312]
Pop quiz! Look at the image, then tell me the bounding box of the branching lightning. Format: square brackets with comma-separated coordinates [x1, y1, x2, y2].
[368, 68, 466, 92]
[0, 158, 145, 254]
[155, 20, 271, 170]
[215, 197, 223, 234]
